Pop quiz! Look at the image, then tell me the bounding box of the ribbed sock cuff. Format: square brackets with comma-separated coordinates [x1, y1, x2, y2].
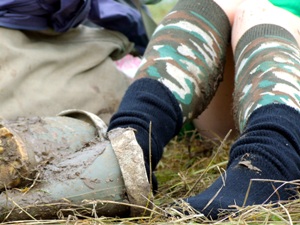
[108, 78, 183, 168]
[234, 24, 298, 62]
[173, 0, 231, 45]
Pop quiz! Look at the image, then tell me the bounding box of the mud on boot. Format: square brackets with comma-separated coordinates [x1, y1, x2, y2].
[0, 110, 152, 221]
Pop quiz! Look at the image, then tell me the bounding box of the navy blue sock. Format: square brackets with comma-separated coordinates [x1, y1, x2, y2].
[185, 104, 300, 219]
[108, 78, 183, 190]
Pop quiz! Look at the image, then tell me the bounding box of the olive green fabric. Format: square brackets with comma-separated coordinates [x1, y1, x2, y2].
[269, 0, 300, 17]
[0, 25, 133, 123]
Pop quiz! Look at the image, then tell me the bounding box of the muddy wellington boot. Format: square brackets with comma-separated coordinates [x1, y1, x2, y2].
[0, 110, 152, 221]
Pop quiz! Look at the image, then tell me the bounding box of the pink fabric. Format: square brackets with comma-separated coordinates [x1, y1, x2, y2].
[115, 54, 142, 78]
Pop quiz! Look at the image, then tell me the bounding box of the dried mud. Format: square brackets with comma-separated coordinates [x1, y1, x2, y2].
[0, 116, 129, 222]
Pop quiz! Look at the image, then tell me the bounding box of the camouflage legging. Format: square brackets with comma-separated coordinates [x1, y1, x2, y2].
[135, 0, 300, 132]
[135, 0, 230, 123]
[234, 25, 300, 131]
[233, 1, 300, 131]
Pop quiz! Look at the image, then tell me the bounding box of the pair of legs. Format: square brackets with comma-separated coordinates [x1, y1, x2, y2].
[108, 0, 300, 219]
[197, 0, 300, 139]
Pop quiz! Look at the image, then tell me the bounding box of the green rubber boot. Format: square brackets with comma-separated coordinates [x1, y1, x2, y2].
[0, 110, 152, 221]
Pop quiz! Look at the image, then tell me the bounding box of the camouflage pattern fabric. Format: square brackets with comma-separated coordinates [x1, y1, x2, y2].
[134, 0, 230, 123]
[234, 25, 300, 131]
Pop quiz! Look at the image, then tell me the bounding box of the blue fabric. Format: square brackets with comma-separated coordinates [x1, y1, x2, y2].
[0, 0, 148, 53]
[89, 0, 148, 54]
[0, 0, 91, 32]
[108, 78, 183, 191]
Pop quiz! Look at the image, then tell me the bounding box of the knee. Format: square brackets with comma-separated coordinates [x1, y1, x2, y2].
[232, 0, 300, 50]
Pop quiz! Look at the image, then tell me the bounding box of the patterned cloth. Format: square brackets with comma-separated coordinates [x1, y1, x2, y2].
[234, 24, 300, 131]
[134, 0, 230, 122]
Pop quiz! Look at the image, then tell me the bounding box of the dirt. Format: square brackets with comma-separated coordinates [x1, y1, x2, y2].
[0, 190, 130, 221]
[0, 116, 130, 222]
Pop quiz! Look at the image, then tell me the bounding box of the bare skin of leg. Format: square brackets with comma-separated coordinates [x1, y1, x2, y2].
[194, 47, 238, 139]
[232, 0, 300, 51]
[213, 0, 245, 25]
[193, 0, 245, 139]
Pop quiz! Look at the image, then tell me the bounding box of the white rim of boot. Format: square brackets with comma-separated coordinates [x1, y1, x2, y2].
[59, 109, 153, 216]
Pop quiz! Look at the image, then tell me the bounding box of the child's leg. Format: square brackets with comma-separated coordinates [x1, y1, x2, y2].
[108, 0, 233, 189]
[133, 0, 231, 121]
[194, 48, 237, 139]
[232, 0, 300, 51]
[184, 0, 300, 219]
[233, 0, 300, 131]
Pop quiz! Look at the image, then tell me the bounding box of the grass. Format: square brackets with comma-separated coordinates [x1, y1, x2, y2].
[153, 133, 300, 225]
[148, 0, 178, 23]
[5, 131, 300, 224]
